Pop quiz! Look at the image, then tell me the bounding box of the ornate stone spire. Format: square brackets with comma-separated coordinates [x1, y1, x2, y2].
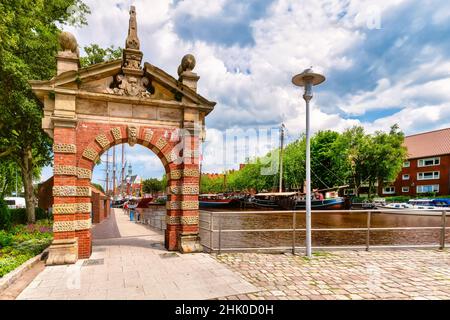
[125, 6, 140, 50]
[108, 6, 152, 97]
[122, 5, 143, 72]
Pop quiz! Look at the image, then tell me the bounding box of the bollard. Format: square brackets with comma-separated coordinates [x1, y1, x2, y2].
[292, 211, 297, 255]
[210, 213, 214, 253]
[366, 211, 371, 251]
[440, 210, 447, 250]
[218, 212, 222, 255]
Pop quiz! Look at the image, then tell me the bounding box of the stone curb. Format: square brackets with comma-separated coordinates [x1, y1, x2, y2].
[0, 249, 48, 292]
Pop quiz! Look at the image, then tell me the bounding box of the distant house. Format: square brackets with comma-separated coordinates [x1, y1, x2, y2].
[38, 176, 111, 223]
[115, 163, 142, 197]
[379, 128, 450, 197]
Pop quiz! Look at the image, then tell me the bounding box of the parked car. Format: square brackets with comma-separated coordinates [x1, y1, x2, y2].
[4, 197, 26, 209]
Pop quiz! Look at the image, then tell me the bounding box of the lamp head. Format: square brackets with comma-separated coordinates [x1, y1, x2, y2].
[292, 68, 326, 87]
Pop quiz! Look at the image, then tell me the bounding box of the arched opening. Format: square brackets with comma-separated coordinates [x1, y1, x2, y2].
[90, 143, 167, 244]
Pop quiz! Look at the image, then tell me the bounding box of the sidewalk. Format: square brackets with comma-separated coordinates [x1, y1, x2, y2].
[16, 209, 257, 300]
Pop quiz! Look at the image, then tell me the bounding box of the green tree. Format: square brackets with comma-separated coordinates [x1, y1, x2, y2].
[282, 137, 306, 191]
[91, 183, 104, 194]
[0, 159, 22, 199]
[0, 0, 90, 223]
[329, 126, 369, 196]
[80, 44, 122, 68]
[310, 130, 342, 190]
[365, 124, 407, 198]
[142, 178, 163, 194]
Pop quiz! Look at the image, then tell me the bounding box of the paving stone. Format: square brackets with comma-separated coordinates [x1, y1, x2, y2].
[16, 209, 256, 300]
[213, 249, 450, 300]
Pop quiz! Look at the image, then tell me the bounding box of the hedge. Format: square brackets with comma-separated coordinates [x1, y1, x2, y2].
[0, 205, 50, 230]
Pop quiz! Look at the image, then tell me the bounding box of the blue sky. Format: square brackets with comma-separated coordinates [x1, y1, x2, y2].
[40, 0, 450, 187]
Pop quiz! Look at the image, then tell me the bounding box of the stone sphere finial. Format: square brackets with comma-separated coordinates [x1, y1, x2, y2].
[58, 31, 79, 56]
[178, 54, 196, 76]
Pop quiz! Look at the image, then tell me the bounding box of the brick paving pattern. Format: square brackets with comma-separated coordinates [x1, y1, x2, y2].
[16, 209, 257, 300]
[214, 250, 450, 300]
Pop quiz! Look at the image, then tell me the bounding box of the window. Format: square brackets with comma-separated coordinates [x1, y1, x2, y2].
[402, 174, 410, 180]
[416, 185, 439, 193]
[417, 171, 440, 180]
[403, 161, 410, 168]
[402, 187, 409, 193]
[418, 157, 440, 167]
[383, 186, 395, 194]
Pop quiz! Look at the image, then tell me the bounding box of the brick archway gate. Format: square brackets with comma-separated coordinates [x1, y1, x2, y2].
[30, 6, 215, 265]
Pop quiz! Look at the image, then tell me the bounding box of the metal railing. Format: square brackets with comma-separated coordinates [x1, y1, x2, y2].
[199, 209, 448, 254]
[137, 208, 166, 231]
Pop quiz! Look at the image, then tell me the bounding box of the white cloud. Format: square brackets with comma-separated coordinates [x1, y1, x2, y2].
[340, 57, 450, 115]
[51, 0, 450, 178]
[172, 0, 227, 18]
[366, 103, 450, 134]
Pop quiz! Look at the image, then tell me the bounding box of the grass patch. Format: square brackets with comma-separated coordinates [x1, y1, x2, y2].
[0, 220, 53, 278]
[299, 251, 334, 261]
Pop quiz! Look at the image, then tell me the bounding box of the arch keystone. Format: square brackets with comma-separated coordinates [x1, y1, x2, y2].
[128, 125, 138, 146]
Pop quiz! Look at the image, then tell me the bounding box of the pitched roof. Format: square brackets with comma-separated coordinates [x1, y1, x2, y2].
[404, 127, 450, 159]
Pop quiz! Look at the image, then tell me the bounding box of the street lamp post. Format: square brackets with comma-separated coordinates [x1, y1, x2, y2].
[292, 68, 325, 258]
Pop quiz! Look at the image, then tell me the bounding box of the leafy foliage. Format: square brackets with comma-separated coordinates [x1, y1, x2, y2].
[0, 0, 90, 222]
[91, 182, 105, 194]
[80, 44, 122, 68]
[203, 125, 407, 196]
[0, 158, 23, 199]
[0, 199, 12, 230]
[0, 219, 52, 277]
[142, 178, 164, 194]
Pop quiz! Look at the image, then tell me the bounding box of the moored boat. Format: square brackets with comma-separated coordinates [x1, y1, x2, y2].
[408, 198, 450, 208]
[289, 190, 346, 210]
[252, 190, 346, 210]
[252, 192, 297, 209]
[199, 194, 238, 208]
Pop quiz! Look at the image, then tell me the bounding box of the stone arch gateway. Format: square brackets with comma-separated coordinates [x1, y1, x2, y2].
[30, 6, 215, 265]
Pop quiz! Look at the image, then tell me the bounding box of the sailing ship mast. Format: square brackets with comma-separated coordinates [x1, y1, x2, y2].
[279, 123, 285, 192]
[105, 149, 109, 194]
[112, 145, 116, 198]
[121, 144, 125, 196]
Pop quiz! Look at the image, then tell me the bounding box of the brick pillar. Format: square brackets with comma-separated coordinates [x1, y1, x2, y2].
[177, 109, 202, 253]
[165, 163, 183, 251]
[46, 126, 79, 265]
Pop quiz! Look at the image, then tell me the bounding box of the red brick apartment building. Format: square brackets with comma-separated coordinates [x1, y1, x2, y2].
[380, 128, 450, 197]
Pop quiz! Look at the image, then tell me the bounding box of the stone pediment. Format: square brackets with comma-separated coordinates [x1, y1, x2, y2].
[31, 5, 215, 141]
[30, 58, 215, 111]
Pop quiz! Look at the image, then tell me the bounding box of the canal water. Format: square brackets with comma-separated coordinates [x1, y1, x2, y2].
[199, 209, 450, 250]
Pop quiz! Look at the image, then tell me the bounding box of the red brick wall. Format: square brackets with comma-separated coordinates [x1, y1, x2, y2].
[91, 191, 100, 223]
[383, 154, 450, 196]
[38, 177, 54, 211]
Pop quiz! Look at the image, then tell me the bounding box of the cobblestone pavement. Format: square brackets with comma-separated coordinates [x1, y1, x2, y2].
[16, 209, 257, 300]
[213, 249, 450, 300]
